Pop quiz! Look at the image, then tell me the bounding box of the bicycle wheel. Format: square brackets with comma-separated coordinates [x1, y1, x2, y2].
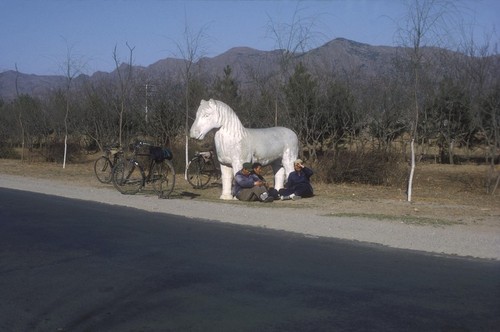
[151, 160, 175, 198]
[186, 157, 211, 189]
[112, 159, 144, 195]
[94, 156, 113, 183]
[152, 160, 176, 198]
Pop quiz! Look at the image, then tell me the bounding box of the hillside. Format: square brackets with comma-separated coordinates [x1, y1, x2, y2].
[0, 38, 471, 101]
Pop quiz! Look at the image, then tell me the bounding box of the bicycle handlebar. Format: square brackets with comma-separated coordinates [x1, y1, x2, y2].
[134, 140, 153, 147]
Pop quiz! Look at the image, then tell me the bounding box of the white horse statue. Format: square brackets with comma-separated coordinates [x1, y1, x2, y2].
[190, 99, 299, 200]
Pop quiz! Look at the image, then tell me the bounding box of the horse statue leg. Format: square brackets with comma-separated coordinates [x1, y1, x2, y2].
[219, 164, 235, 200]
[271, 162, 286, 191]
[274, 167, 285, 191]
[277, 144, 298, 191]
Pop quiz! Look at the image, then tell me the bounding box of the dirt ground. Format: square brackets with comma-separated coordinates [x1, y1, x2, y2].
[0, 157, 499, 230]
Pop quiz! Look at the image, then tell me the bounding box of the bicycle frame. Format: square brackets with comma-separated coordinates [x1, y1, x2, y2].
[186, 150, 221, 188]
[198, 151, 220, 177]
[112, 140, 175, 197]
[94, 145, 124, 184]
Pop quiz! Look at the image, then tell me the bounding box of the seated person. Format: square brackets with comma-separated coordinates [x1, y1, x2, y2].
[278, 159, 314, 200]
[232, 162, 274, 202]
[252, 162, 279, 199]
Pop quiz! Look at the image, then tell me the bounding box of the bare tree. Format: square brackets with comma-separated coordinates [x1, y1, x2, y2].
[11, 94, 44, 161]
[265, 2, 321, 126]
[112, 42, 135, 148]
[13, 64, 26, 162]
[428, 79, 473, 164]
[396, 0, 458, 201]
[212, 65, 241, 111]
[458, 26, 499, 193]
[175, 17, 209, 178]
[146, 78, 185, 146]
[366, 75, 409, 154]
[60, 40, 85, 169]
[284, 62, 320, 159]
[78, 79, 120, 152]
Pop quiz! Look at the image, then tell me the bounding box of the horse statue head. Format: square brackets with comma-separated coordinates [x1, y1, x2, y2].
[190, 99, 221, 140]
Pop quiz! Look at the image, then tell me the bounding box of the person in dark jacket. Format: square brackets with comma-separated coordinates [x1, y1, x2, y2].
[232, 162, 274, 202]
[252, 162, 279, 199]
[278, 159, 314, 200]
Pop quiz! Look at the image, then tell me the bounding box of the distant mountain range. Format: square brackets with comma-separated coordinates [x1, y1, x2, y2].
[0, 38, 494, 101]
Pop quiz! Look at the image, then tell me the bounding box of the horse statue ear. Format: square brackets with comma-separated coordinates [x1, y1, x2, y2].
[208, 99, 216, 107]
[200, 99, 208, 106]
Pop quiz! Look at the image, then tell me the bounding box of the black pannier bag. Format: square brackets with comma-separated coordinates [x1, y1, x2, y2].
[149, 146, 173, 162]
[162, 148, 173, 160]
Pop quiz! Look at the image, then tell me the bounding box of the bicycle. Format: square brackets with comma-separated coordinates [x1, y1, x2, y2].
[94, 145, 124, 184]
[112, 141, 175, 198]
[186, 150, 221, 189]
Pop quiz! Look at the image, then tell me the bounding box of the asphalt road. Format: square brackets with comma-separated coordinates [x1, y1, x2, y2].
[1, 187, 499, 332]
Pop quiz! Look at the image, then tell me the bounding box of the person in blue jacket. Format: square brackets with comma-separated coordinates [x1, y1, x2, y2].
[252, 162, 280, 199]
[232, 162, 274, 202]
[278, 159, 314, 200]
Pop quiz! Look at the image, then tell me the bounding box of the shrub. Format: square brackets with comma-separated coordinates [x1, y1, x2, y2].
[45, 142, 82, 163]
[314, 150, 407, 186]
[0, 145, 20, 159]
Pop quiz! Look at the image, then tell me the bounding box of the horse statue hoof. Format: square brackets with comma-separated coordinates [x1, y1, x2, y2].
[220, 194, 234, 200]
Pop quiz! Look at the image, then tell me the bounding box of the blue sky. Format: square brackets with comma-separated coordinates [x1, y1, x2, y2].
[1, 0, 498, 75]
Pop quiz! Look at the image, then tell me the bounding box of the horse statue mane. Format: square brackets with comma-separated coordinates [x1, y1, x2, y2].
[190, 99, 299, 200]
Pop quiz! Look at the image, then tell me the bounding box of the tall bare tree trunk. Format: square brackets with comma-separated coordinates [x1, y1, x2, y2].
[448, 140, 454, 165]
[408, 139, 416, 201]
[408, 69, 419, 202]
[113, 42, 135, 149]
[398, 0, 456, 201]
[14, 66, 25, 162]
[63, 96, 69, 169]
[175, 19, 208, 180]
[18, 113, 25, 162]
[185, 82, 189, 180]
[59, 39, 84, 169]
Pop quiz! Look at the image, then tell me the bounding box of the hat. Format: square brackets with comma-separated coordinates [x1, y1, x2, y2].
[294, 159, 303, 165]
[242, 162, 253, 171]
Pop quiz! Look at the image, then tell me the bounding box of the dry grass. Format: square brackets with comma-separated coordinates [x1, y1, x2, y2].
[1, 155, 499, 228]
